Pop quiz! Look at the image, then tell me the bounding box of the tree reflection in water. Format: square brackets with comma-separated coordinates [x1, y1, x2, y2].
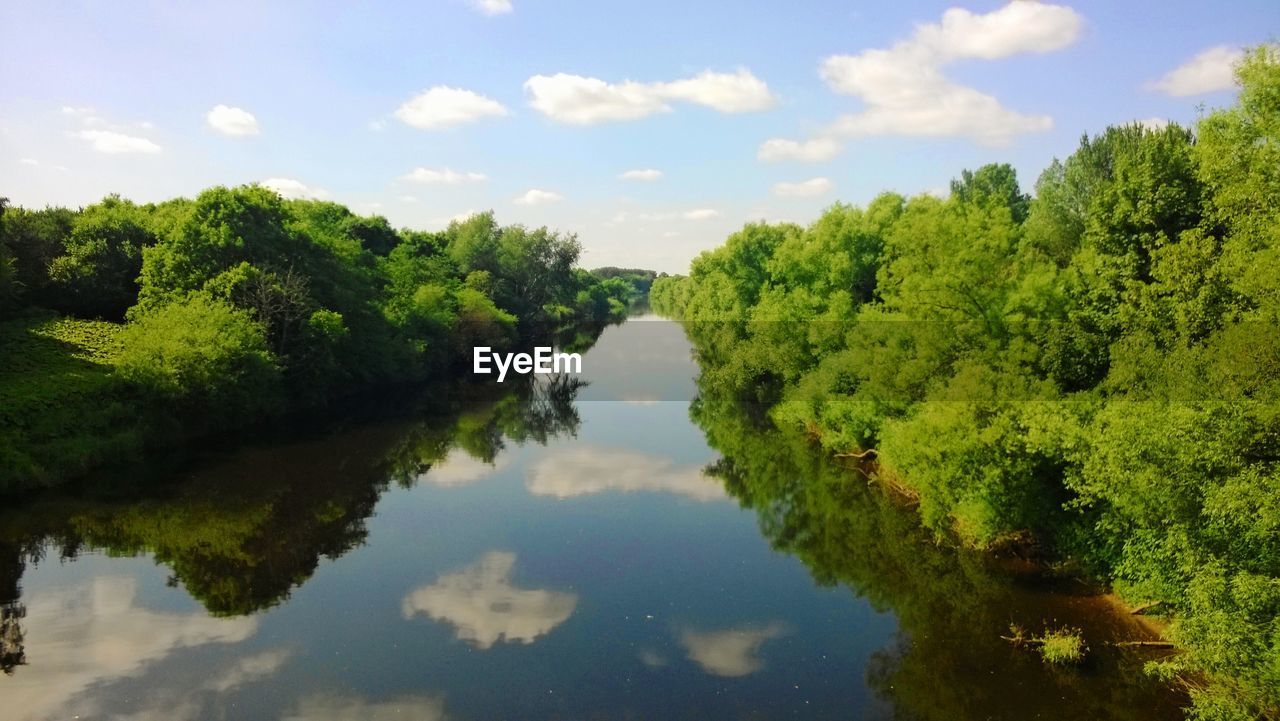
[0, 368, 590, 673]
[689, 390, 1185, 721]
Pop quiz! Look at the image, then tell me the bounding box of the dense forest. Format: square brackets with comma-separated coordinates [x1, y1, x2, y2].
[652, 47, 1279, 721]
[0, 187, 641, 492]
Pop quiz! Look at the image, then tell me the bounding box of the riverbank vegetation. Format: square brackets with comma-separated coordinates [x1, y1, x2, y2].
[652, 47, 1279, 720]
[0, 190, 640, 492]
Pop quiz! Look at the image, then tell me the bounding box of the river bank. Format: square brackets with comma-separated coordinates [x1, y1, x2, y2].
[0, 317, 1185, 719]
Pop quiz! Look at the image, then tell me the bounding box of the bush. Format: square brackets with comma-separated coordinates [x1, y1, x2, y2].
[1038, 627, 1087, 665]
[116, 295, 282, 425]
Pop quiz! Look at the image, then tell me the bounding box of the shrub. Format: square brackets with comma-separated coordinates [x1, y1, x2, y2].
[1038, 627, 1087, 665]
[116, 295, 281, 425]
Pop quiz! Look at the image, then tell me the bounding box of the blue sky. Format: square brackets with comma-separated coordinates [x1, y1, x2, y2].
[1, 1, 1275, 272]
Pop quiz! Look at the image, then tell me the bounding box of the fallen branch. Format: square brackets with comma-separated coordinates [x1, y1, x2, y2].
[834, 448, 878, 459]
[1112, 640, 1176, 649]
[1129, 600, 1165, 615]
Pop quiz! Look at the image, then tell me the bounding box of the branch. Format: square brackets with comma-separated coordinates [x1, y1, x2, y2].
[1130, 600, 1165, 615]
[834, 448, 878, 459]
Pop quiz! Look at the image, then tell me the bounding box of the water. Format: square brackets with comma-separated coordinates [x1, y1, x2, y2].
[0, 316, 1183, 720]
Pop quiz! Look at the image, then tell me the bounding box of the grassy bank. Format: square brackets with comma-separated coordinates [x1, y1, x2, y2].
[0, 314, 149, 489]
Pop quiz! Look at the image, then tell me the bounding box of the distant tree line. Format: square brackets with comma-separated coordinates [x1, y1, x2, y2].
[589, 267, 659, 297]
[652, 47, 1279, 721]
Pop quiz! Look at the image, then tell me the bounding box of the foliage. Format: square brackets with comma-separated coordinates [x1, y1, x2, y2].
[48, 195, 157, 320]
[115, 294, 282, 425]
[0, 198, 15, 315]
[1, 181, 647, 491]
[0, 315, 138, 489]
[656, 46, 1280, 720]
[1038, 627, 1087, 665]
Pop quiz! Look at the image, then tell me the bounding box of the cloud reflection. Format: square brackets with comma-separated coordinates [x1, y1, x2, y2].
[283, 693, 450, 721]
[526, 446, 725, 501]
[679, 622, 789, 677]
[401, 551, 577, 649]
[417, 449, 510, 487]
[3, 576, 256, 721]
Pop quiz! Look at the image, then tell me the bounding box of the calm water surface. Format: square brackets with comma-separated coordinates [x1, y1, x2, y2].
[0, 316, 1183, 720]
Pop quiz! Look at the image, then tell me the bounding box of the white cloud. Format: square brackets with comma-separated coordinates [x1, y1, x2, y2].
[284, 694, 448, 721]
[757, 137, 842, 163]
[525, 68, 775, 125]
[401, 166, 488, 184]
[3, 576, 257, 721]
[394, 86, 508, 129]
[682, 208, 720, 221]
[609, 208, 723, 225]
[469, 0, 513, 16]
[18, 157, 38, 166]
[62, 647, 290, 720]
[818, 3, 1083, 146]
[679, 622, 789, 677]
[1148, 45, 1242, 97]
[402, 551, 577, 649]
[639, 649, 668, 667]
[417, 448, 509, 487]
[659, 69, 777, 112]
[261, 177, 330, 200]
[772, 177, 833, 198]
[619, 168, 663, 181]
[1137, 117, 1171, 131]
[526, 445, 725, 501]
[206, 104, 260, 137]
[204, 649, 291, 692]
[397, 195, 419, 203]
[914, 3, 1085, 60]
[73, 129, 161, 154]
[514, 188, 563, 205]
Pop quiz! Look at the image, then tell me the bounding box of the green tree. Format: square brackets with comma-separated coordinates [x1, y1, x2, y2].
[48, 195, 156, 320]
[117, 294, 282, 425]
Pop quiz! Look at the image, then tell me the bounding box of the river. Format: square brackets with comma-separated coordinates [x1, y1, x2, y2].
[0, 315, 1183, 720]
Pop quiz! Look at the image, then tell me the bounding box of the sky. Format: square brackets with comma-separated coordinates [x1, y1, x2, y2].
[1, 1, 1275, 273]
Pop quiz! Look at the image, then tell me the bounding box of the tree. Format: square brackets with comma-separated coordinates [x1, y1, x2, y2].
[48, 195, 156, 320]
[116, 294, 281, 425]
[0, 198, 15, 315]
[950, 163, 1030, 224]
[0, 205, 74, 308]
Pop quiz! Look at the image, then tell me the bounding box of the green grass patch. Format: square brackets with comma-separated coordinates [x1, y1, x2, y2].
[1038, 627, 1087, 665]
[0, 313, 149, 491]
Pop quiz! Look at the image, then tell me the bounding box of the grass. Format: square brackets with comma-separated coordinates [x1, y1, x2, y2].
[1038, 627, 1087, 665]
[0, 313, 149, 491]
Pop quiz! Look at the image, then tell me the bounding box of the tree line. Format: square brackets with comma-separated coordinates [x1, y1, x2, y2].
[0, 188, 642, 490]
[652, 47, 1278, 721]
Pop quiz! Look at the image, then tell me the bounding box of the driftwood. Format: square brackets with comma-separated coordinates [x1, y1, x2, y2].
[1129, 600, 1165, 615]
[834, 448, 878, 459]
